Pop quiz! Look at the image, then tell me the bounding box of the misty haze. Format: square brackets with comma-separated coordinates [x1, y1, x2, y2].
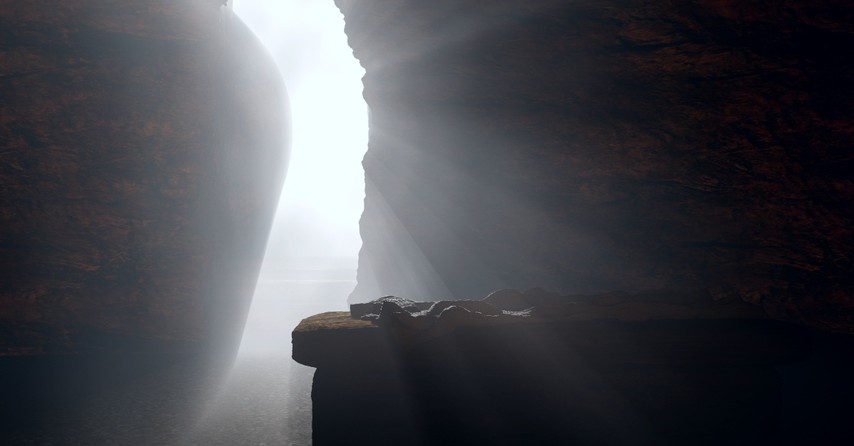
[3, 1, 854, 445]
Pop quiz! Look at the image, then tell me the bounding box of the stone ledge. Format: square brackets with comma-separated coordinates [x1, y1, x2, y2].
[292, 294, 808, 369]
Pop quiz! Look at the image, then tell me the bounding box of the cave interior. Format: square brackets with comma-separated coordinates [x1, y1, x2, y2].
[2, 0, 854, 445]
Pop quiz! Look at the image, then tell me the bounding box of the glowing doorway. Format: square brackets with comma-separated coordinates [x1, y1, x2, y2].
[232, 0, 368, 356]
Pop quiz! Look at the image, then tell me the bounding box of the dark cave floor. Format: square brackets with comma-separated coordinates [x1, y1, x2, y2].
[1, 278, 351, 446]
[2, 353, 313, 446]
[2, 277, 853, 445]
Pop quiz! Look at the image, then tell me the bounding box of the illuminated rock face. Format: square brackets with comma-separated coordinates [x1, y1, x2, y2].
[341, 0, 854, 333]
[0, 1, 288, 357]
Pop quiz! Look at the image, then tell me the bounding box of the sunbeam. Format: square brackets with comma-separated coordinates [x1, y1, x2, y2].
[232, 0, 368, 357]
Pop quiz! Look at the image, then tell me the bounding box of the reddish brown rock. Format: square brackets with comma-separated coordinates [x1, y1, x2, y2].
[1, 1, 288, 357]
[339, 0, 854, 333]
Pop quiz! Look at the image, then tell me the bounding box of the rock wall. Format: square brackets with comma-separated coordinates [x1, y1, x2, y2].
[339, 0, 854, 333]
[0, 1, 288, 357]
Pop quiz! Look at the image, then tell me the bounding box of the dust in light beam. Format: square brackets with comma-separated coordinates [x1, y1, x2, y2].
[233, 0, 368, 267]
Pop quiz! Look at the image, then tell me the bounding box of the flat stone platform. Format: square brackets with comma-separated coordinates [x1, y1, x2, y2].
[293, 292, 810, 445]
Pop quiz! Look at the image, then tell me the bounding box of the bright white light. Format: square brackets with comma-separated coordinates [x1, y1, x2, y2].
[234, 0, 368, 266]
[233, 1, 367, 356]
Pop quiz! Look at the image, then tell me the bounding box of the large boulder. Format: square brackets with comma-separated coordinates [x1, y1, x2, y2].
[0, 0, 289, 361]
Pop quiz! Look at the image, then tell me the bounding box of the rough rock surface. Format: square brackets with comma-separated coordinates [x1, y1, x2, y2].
[338, 0, 854, 333]
[294, 304, 811, 445]
[1, 1, 288, 356]
[350, 289, 767, 347]
[293, 289, 786, 369]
